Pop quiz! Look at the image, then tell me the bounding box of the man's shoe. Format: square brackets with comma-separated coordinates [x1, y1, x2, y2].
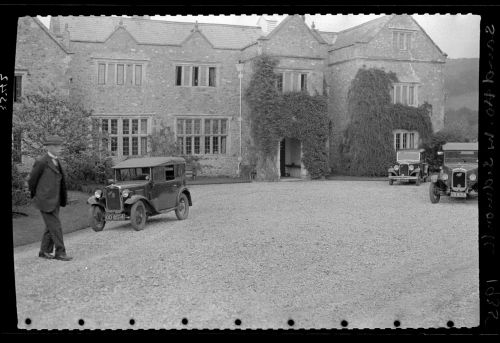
[38, 252, 55, 259]
[54, 254, 73, 261]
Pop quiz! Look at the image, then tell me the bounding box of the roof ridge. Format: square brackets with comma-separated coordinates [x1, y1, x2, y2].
[117, 16, 261, 29]
[336, 15, 392, 34]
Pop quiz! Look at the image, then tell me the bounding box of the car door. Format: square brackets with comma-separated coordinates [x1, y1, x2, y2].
[164, 164, 178, 209]
[151, 166, 170, 211]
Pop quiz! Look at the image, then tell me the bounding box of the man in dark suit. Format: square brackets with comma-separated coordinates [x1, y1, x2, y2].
[28, 135, 73, 261]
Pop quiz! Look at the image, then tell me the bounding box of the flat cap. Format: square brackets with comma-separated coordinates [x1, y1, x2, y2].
[44, 135, 64, 146]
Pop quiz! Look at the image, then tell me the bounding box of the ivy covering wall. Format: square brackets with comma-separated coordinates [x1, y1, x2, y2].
[244, 54, 330, 180]
[339, 67, 434, 176]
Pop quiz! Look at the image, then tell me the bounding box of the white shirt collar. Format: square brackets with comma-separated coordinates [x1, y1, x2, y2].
[47, 151, 58, 159]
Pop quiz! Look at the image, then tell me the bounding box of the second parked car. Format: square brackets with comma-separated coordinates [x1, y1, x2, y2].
[388, 149, 429, 186]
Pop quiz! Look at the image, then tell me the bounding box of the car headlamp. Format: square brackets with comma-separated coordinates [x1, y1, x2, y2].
[409, 165, 414, 171]
[469, 173, 477, 181]
[394, 165, 399, 171]
[441, 173, 448, 181]
[122, 189, 131, 198]
[94, 190, 102, 199]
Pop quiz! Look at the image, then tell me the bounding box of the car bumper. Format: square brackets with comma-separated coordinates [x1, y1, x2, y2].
[389, 175, 418, 181]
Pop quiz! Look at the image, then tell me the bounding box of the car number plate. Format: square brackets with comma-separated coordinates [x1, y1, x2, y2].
[450, 192, 466, 198]
[105, 213, 125, 221]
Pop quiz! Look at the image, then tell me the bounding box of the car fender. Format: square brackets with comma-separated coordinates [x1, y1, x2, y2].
[178, 187, 192, 206]
[410, 167, 421, 176]
[87, 196, 105, 208]
[124, 195, 156, 214]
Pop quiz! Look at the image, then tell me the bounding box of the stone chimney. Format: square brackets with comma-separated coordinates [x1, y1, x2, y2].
[50, 16, 70, 49]
[50, 15, 61, 35]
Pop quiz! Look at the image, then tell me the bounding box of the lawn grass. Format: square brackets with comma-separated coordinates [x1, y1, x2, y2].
[12, 191, 91, 248]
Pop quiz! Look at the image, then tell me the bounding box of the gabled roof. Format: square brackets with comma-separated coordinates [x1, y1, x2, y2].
[258, 15, 327, 44]
[442, 142, 478, 151]
[31, 17, 72, 54]
[112, 156, 186, 169]
[55, 16, 264, 50]
[329, 15, 394, 51]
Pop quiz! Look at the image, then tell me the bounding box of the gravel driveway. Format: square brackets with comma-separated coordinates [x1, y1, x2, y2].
[14, 180, 479, 329]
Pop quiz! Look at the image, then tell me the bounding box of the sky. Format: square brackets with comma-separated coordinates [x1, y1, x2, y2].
[37, 14, 480, 59]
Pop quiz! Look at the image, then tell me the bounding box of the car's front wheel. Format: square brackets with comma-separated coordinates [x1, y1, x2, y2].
[89, 205, 106, 232]
[175, 193, 189, 220]
[130, 201, 147, 231]
[429, 182, 441, 203]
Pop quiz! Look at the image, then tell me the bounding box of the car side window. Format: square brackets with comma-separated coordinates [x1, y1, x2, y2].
[176, 164, 185, 177]
[153, 167, 166, 182]
[165, 165, 175, 181]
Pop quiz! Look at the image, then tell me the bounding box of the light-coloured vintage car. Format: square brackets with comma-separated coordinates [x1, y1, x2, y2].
[429, 142, 478, 203]
[87, 156, 192, 231]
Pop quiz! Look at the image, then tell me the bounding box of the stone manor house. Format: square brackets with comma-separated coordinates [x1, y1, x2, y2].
[14, 14, 446, 178]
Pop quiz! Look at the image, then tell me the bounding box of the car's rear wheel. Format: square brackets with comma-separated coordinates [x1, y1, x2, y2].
[175, 193, 189, 220]
[429, 182, 440, 203]
[89, 205, 106, 232]
[130, 201, 147, 231]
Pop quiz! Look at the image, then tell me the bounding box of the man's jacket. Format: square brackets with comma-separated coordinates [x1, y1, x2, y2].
[28, 154, 68, 212]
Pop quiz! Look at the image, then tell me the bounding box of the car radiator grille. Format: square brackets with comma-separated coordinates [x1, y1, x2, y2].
[452, 170, 466, 191]
[105, 187, 121, 211]
[399, 164, 409, 176]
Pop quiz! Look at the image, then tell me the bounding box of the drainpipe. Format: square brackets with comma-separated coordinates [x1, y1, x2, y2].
[236, 61, 244, 177]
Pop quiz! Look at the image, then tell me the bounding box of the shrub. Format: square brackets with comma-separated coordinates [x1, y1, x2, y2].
[11, 163, 29, 206]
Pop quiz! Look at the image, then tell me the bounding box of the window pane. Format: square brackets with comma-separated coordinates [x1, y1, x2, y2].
[111, 119, 117, 135]
[208, 67, 216, 87]
[117, 64, 124, 85]
[204, 119, 211, 134]
[402, 133, 407, 149]
[194, 119, 201, 134]
[132, 119, 138, 134]
[396, 85, 402, 103]
[183, 66, 190, 86]
[111, 137, 117, 154]
[213, 136, 219, 154]
[177, 119, 184, 135]
[399, 33, 405, 49]
[393, 31, 398, 49]
[135, 65, 142, 85]
[276, 73, 283, 93]
[402, 85, 408, 105]
[221, 119, 227, 135]
[213, 120, 219, 134]
[175, 66, 182, 86]
[221, 136, 226, 154]
[14, 75, 22, 102]
[123, 119, 129, 134]
[194, 136, 200, 154]
[192, 66, 199, 86]
[132, 137, 138, 155]
[177, 137, 184, 154]
[141, 119, 147, 134]
[409, 133, 415, 148]
[283, 72, 292, 92]
[108, 63, 115, 83]
[300, 74, 307, 92]
[186, 136, 192, 155]
[406, 33, 411, 50]
[126, 64, 133, 85]
[102, 119, 108, 133]
[186, 119, 192, 135]
[141, 137, 147, 155]
[205, 136, 211, 154]
[395, 133, 400, 150]
[409, 86, 414, 105]
[123, 137, 129, 156]
[98, 63, 106, 84]
[200, 66, 207, 86]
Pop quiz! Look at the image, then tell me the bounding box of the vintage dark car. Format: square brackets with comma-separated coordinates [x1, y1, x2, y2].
[388, 149, 429, 186]
[87, 156, 192, 231]
[429, 142, 478, 203]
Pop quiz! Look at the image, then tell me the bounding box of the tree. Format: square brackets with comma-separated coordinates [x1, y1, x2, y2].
[12, 87, 113, 190]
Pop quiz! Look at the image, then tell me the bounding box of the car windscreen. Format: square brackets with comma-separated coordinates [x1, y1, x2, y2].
[116, 167, 151, 181]
[397, 151, 420, 161]
[444, 150, 478, 163]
